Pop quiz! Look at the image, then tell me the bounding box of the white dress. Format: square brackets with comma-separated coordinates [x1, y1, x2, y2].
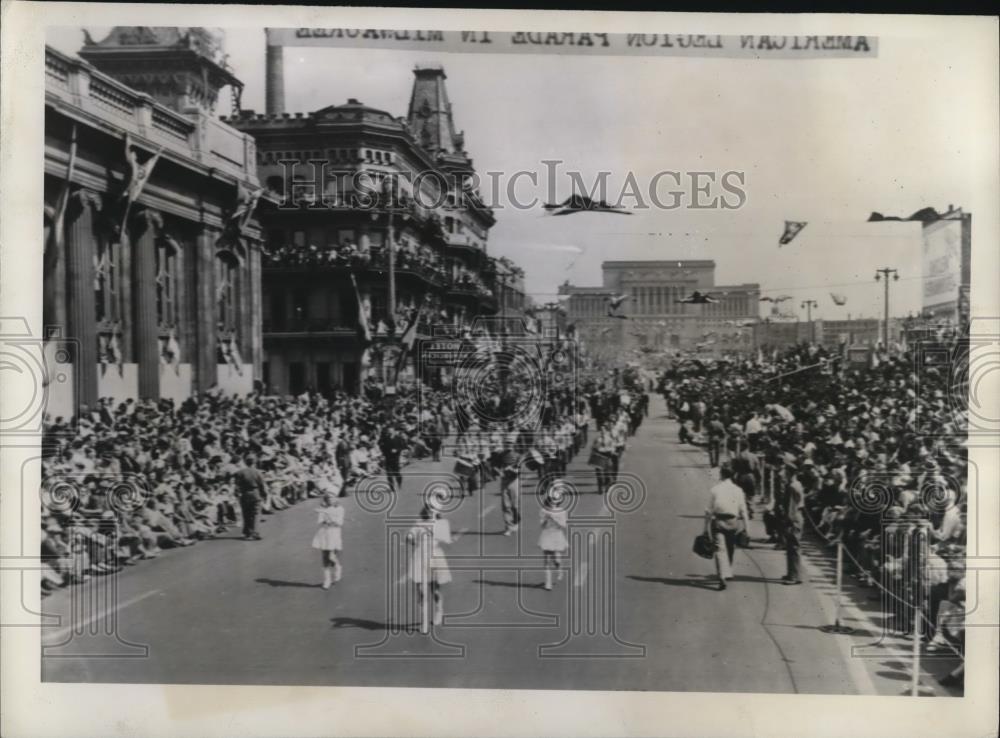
[538, 508, 568, 552]
[311, 505, 344, 551]
[407, 518, 452, 585]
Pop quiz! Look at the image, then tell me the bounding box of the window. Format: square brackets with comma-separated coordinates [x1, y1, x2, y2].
[293, 230, 306, 247]
[316, 362, 331, 394]
[155, 238, 181, 329]
[270, 290, 286, 330]
[338, 229, 356, 246]
[370, 287, 387, 325]
[215, 252, 240, 334]
[289, 362, 306, 396]
[291, 291, 308, 326]
[94, 238, 119, 325]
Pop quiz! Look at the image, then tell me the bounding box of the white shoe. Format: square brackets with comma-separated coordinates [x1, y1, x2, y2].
[556, 569, 564, 581]
[322, 569, 332, 590]
[433, 605, 444, 625]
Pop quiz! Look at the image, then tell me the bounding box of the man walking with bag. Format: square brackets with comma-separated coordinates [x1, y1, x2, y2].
[705, 463, 751, 590]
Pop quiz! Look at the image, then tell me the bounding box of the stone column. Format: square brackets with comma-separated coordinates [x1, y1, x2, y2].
[249, 241, 262, 382]
[65, 191, 100, 412]
[194, 228, 217, 393]
[130, 210, 160, 400]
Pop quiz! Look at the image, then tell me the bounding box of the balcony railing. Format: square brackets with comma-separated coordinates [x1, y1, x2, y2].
[44, 46, 258, 183]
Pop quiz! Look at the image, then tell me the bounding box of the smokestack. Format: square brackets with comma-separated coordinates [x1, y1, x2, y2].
[265, 42, 285, 115]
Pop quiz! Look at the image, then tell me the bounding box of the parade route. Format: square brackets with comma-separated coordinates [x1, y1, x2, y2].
[40, 396, 953, 694]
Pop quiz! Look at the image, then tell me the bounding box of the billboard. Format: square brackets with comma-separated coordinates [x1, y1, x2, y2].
[921, 217, 963, 310]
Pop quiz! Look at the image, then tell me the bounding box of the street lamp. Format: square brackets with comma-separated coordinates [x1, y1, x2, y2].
[801, 299, 818, 343]
[874, 267, 899, 348]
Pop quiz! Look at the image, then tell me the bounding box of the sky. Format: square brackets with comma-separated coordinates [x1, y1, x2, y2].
[47, 25, 995, 321]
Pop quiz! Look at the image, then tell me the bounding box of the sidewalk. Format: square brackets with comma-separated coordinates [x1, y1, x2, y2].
[683, 431, 963, 697]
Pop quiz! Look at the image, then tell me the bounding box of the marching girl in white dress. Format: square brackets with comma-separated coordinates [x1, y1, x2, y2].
[539, 486, 569, 591]
[312, 491, 344, 589]
[407, 505, 452, 626]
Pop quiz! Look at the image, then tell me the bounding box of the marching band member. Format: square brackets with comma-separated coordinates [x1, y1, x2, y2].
[454, 432, 479, 497]
[575, 402, 591, 454]
[555, 419, 572, 474]
[311, 490, 344, 589]
[611, 414, 628, 480]
[474, 428, 493, 486]
[592, 423, 616, 495]
[407, 504, 452, 627]
[539, 484, 570, 591]
[499, 437, 521, 536]
[538, 426, 559, 478]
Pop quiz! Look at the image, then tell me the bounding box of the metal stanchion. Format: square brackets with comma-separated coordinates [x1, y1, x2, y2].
[911, 606, 922, 696]
[820, 541, 855, 635]
[420, 529, 431, 635]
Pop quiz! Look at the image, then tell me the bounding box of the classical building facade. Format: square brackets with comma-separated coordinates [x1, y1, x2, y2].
[43, 29, 265, 420]
[560, 260, 760, 361]
[227, 66, 509, 395]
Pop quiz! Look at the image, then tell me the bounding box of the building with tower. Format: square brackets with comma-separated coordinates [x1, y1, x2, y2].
[43, 28, 265, 420]
[227, 65, 514, 395]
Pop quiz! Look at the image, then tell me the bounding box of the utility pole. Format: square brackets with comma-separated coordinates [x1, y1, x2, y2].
[380, 176, 401, 388]
[801, 299, 818, 343]
[874, 267, 899, 348]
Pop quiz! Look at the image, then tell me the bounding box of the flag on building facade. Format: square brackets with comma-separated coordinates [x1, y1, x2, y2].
[120, 133, 164, 238]
[48, 124, 78, 257]
[394, 307, 422, 377]
[350, 273, 372, 345]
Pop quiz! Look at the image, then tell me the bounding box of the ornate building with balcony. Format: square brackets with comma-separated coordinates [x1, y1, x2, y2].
[560, 260, 760, 363]
[43, 29, 265, 420]
[227, 66, 504, 395]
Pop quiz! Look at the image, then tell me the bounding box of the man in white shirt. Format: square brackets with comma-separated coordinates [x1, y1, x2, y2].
[705, 463, 751, 590]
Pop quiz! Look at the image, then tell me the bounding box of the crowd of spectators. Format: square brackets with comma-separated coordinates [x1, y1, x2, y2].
[39, 384, 457, 594]
[262, 239, 373, 270]
[262, 238, 463, 288]
[659, 338, 969, 679]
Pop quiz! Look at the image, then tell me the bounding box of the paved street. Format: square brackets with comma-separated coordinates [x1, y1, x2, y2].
[40, 395, 956, 694]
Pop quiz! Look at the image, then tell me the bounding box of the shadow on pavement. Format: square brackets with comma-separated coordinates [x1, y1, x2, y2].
[627, 574, 719, 591]
[255, 577, 321, 588]
[330, 616, 421, 631]
[474, 578, 545, 590]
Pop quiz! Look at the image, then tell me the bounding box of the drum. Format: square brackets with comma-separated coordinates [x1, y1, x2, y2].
[588, 449, 612, 471]
[453, 456, 477, 479]
[499, 450, 518, 468]
[479, 461, 496, 482]
[525, 449, 545, 471]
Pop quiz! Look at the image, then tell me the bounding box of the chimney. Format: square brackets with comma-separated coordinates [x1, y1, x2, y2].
[266, 42, 285, 115]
